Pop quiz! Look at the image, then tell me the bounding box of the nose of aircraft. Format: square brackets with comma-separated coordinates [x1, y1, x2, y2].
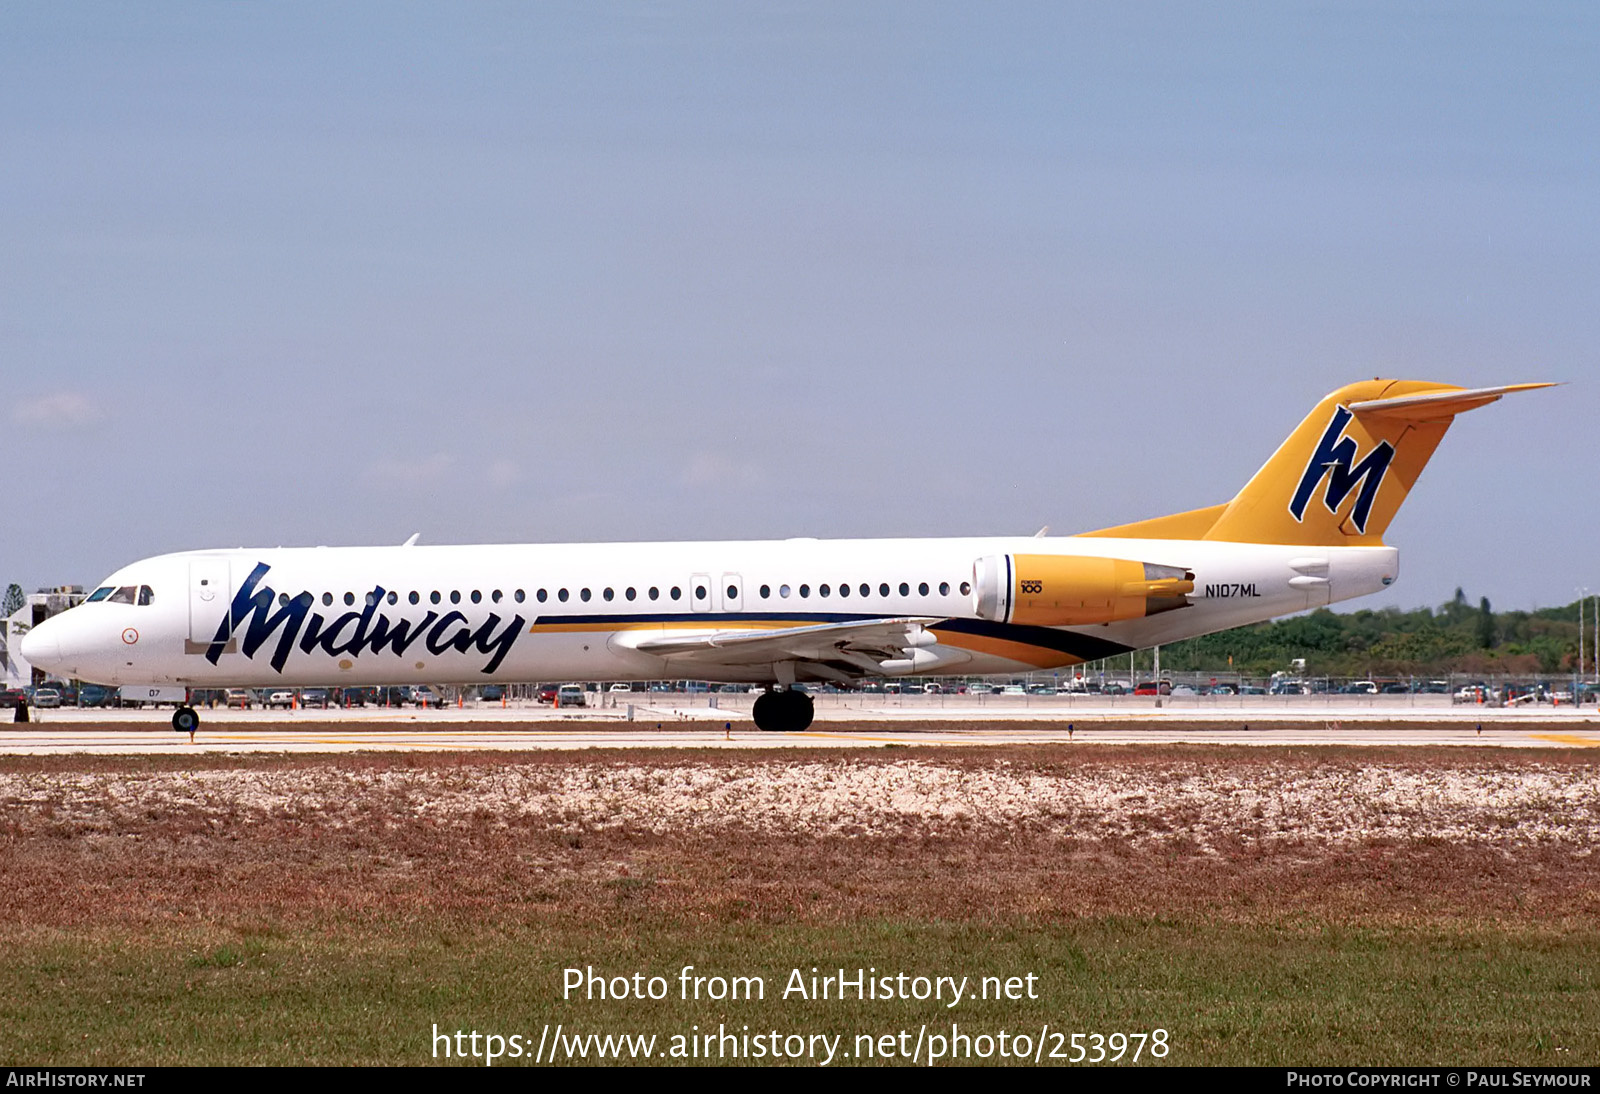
[18, 618, 63, 673]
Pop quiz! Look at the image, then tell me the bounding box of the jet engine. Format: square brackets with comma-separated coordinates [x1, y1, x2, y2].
[972, 554, 1194, 626]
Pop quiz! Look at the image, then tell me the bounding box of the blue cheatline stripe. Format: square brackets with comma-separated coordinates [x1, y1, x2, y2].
[537, 611, 874, 626]
[531, 611, 1135, 663]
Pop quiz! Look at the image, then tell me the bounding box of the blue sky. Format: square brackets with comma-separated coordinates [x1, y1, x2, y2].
[3, 3, 1595, 611]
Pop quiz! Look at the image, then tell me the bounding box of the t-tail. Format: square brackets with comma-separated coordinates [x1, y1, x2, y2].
[1086, 380, 1554, 546]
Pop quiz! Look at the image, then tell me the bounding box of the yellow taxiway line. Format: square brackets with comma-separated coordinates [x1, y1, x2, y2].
[1529, 733, 1600, 747]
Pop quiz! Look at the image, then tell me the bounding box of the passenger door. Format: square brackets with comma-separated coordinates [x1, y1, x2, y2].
[187, 559, 231, 650]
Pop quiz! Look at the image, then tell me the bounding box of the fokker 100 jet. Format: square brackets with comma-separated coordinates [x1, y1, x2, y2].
[20, 380, 1549, 733]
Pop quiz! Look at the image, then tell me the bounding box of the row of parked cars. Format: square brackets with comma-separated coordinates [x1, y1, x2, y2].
[2, 684, 138, 709]
[199, 685, 454, 709]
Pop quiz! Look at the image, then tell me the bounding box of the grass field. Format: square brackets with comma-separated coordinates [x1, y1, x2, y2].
[2, 746, 1597, 1066]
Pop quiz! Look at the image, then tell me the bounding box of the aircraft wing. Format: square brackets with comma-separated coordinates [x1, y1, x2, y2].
[626, 617, 945, 678]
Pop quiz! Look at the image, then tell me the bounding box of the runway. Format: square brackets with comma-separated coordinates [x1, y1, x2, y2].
[3, 718, 1597, 753]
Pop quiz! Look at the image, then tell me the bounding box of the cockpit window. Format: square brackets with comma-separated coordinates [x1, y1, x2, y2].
[108, 586, 137, 604]
[138, 585, 154, 606]
[87, 587, 114, 602]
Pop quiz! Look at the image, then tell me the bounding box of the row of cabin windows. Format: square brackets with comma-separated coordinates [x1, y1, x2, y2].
[271, 580, 975, 611]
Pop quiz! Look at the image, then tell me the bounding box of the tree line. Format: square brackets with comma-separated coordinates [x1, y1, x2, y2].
[1151, 588, 1593, 678]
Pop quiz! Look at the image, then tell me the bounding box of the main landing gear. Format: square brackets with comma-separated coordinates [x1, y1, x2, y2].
[752, 688, 814, 733]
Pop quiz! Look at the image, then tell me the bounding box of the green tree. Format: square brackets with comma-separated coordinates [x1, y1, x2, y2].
[1477, 597, 1496, 649]
[1, 583, 23, 618]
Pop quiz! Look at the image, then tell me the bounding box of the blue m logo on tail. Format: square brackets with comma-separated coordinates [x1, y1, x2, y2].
[1288, 406, 1395, 534]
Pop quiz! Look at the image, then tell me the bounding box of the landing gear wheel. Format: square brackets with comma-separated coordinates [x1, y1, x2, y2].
[172, 706, 199, 734]
[753, 688, 813, 732]
[753, 690, 778, 731]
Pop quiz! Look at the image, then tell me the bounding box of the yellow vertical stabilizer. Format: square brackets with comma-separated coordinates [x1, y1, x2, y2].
[1084, 380, 1553, 545]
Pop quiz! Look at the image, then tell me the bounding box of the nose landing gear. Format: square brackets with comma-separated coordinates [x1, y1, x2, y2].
[752, 687, 814, 732]
[172, 706, 199, 735]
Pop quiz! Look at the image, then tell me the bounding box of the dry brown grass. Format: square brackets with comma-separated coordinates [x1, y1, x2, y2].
[2, 746, 1596, 935]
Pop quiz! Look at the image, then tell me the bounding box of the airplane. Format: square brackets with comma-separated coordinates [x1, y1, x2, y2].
[19, 379, 1550, 734]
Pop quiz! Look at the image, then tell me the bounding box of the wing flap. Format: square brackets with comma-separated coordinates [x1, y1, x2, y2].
[630, 617, 943, 667]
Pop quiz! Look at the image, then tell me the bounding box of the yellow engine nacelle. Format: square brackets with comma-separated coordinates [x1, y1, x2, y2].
[972, 554, 1194, 626]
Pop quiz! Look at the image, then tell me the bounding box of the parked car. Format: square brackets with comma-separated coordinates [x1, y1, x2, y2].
[77, 684, 113, 708]
[265, 690, 295, 709]
[480, 684, 505, 702]
[299, 688, 329, 709]
[556, 684, 586, 708]
[31, 687, 63, 708]
[1133, 681, 1171, 696]
[337, 686, 379, 707]
[0, 688, 26, 709]
[537, 684, 558, 704]
[225, 688, 253, 709]
[411, 686, 444, 708]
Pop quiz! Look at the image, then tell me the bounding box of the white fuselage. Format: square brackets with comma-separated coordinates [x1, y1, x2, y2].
[22, 536, 1398, 688]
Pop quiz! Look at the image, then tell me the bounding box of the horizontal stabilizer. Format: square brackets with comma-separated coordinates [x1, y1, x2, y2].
[1347, 382, 1556, 420]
